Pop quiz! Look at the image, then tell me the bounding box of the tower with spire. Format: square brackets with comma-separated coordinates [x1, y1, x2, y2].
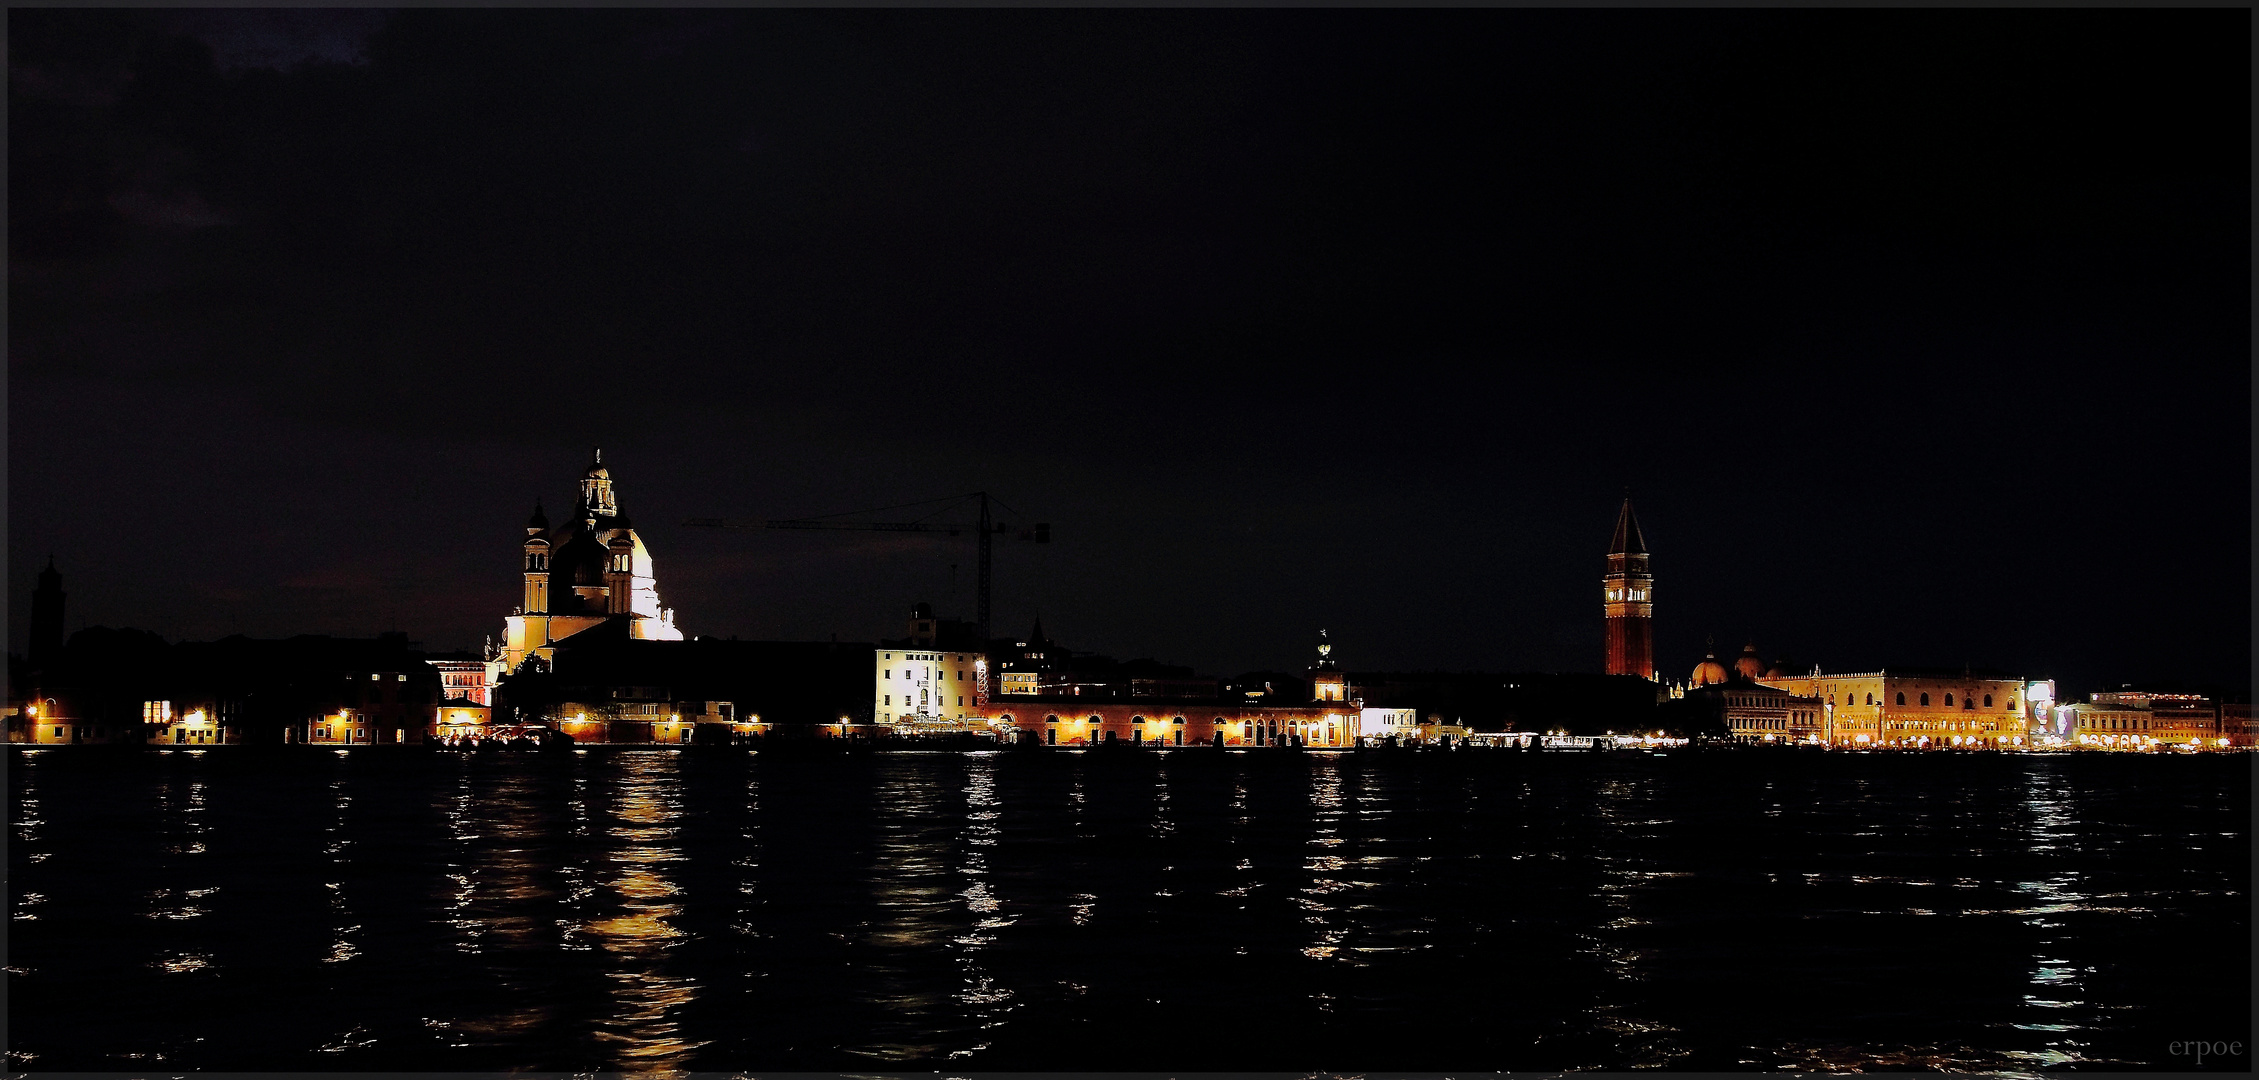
[28, 557, 65, 670]
[1602, 497, 1655, 679]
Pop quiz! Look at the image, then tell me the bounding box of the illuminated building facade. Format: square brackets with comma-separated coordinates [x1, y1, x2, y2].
[143, 699, 237, 745]
[1601, 498, 1655, 679]
[501, 450, 683, 674]
[873, 603, 988, 731]
[982, 635, 1370, 747]
[1758, 668, 2028, 748]
[2064, 700, 2154, 749]
[1677, 679, 1824, 743]
[428, 651, 504, 707]
[2083, 690, 2222, 750]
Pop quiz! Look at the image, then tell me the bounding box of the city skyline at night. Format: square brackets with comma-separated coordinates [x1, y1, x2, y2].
[10, 10, 2248, 705]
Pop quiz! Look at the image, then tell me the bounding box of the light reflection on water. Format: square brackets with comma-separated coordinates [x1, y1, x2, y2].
[4, 749, 2247, 1073]
[585, 753, 704, 1069]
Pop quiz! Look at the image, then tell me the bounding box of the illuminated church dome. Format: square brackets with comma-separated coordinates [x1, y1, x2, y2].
[552, 522, 611, 594]
[1690, 650, 1731, 687]
[501, 449, 682, 672]
[1734, 641, 1766, 681]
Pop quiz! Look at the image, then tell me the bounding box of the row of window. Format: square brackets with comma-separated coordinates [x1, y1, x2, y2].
[1039, 715, 1195, 725]
[883, 669, 969, 681]
[1043, 729, 1190, 745]
[1828, 692, 2014, 709]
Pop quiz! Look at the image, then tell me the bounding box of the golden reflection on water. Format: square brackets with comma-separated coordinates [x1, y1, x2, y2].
[584, 754, 704, 1070]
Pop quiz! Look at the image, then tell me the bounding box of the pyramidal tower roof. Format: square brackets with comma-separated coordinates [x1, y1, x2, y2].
[1608, 497, 1648, 555]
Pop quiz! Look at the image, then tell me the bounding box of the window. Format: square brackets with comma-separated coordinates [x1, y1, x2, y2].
[1045, 715, 1058, 724]
[884, 695, 891, 706]
[1984, 694, 1994, 707]
[1896, 693, 1906, 706]
[1047, 729, 1057, 745]
[1919, 693, 1930, 706]
[1944, 694, 1952, 706]
[884, 669, 891, 678]
[1173, 716, 1185, 724]
[957, 697, 963, 707]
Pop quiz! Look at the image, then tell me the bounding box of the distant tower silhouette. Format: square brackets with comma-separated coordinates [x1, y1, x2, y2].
[29, 557, 65, 668]
[1602, 498, 1654, 679]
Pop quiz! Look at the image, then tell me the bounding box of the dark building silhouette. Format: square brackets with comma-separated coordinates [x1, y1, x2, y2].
[28, 557, 65, 669]
[1602, 498, 1655, 680]
[498, 619, 878, 741]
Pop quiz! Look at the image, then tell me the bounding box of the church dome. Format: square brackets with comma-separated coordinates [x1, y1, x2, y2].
[551, 524, 611, 591]
[1691, 653, 1730, 687]
[1734, 642, 1766, 680]
[1763, 663, 1790, 680]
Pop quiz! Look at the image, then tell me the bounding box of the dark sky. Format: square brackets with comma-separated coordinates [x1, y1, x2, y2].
[10, 10, 2250, 697]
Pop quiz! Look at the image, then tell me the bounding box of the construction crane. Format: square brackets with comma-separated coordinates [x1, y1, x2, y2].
[683, 491, 1048, 644]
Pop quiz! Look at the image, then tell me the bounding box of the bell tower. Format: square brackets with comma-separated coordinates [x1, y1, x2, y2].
[522, 499, 551, 614]
[1602, 497, 1654, 679]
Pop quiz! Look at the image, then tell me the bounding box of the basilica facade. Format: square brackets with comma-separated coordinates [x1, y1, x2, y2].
[501, 450, 683, 673]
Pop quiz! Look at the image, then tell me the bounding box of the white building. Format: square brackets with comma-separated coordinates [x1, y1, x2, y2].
[1359, 706, 1417, 739]
[874, 647, 985, 728]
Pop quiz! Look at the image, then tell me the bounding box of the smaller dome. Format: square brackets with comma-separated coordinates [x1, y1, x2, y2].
[1733, 642, 1766, 680]
[1691, 654, 1731, 687]
[584, 447, 610, 480]
[527, 499, 549, 530]
[1763, 664, 1790, 680]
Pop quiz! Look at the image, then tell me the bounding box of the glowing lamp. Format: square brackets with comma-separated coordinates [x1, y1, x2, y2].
[25, 705, 37, 718]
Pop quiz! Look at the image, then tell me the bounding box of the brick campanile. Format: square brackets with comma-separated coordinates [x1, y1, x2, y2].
[1602, 498, 1654, 679]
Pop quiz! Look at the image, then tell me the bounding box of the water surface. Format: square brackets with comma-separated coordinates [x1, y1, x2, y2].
[7, 747, 2249, 1072]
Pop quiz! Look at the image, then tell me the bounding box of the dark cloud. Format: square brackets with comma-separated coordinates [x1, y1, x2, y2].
[9, 10, 2248, 697]
[160, 9, 394, 72]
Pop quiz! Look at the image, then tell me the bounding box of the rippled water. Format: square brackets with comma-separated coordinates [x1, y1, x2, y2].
[7, 747, 2250, 1072]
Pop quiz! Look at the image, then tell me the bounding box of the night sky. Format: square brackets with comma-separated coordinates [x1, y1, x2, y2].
[10, 10, 2249, 697]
